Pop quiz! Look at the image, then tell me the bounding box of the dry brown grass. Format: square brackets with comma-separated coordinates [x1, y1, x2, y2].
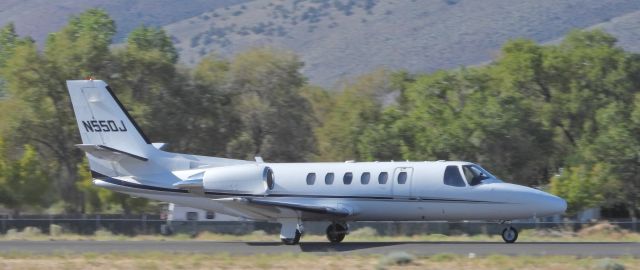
[0, 253, 637, 270]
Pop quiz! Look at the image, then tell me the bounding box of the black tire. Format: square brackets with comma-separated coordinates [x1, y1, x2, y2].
[281, 229, 302, 245]
[326, 224, 346, 243]
[501, 227, 518, 243]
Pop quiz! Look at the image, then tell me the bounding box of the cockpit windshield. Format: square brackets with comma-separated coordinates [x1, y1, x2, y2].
[462, 164, 499, 186]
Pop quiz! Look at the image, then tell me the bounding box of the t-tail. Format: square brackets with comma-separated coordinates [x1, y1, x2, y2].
[67, 80, 161, 178]
[67, 80, 248, 182]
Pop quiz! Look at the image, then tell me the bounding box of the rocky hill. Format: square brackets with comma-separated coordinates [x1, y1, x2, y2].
[3, 0, 640, 87]
[164, 0, 640, 87]
[0, 0, 249, 43]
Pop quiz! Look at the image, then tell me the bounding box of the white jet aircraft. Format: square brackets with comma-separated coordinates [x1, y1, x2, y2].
[67, 79, 567, 244]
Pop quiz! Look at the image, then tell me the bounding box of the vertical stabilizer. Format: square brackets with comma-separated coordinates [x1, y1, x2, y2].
[67, 80, 151, 159]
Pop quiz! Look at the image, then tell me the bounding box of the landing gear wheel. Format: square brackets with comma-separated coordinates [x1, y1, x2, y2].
[281, 229, 302, 245]
[326, 224, 346, 243]
[501, 227, 518, 243]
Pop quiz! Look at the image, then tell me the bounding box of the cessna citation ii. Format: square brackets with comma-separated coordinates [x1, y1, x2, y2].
[67, 79, 567, 245]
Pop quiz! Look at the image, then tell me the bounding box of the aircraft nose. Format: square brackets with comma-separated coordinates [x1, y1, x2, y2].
[536, 193, 567, 216]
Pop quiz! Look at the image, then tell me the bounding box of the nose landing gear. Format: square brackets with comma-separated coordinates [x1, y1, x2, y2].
[501, 226, 518, 243]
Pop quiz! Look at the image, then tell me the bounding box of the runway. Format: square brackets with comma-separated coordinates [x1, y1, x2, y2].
[0, 241, 638, 256]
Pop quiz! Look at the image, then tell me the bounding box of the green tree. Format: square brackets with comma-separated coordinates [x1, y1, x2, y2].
[2, 9, 116, 213]
[225, 48, 315, 161]
[549, 165, 607, 215]
[0, 23, 30, 98]
[315, 69, 393, 161]
[127, 26, 178, 64]
[0, 144, 50, 216]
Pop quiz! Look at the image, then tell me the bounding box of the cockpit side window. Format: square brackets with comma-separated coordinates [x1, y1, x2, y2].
[443, 165, 466, 187]
[462, 165, 496, 186]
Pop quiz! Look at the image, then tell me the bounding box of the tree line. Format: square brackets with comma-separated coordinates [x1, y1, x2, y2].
[0, 9, 638, 219]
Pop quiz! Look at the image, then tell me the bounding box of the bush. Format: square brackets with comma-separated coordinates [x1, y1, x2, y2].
[349, 227, 378, 238]
[377, 251, 414, 269]
[597, 258, 625, 270]
[250, 230, 268, 237]
[94, 228, 114, 238]
[22, 226, 42, 237]
[5, 228, 18, 237]
[49, 224, 63, 236]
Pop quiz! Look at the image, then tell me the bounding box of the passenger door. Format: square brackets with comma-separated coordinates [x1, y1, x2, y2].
[392, 167, 413, 198]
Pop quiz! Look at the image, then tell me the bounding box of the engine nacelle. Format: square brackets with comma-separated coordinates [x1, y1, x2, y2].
[202, 164, 274, 195]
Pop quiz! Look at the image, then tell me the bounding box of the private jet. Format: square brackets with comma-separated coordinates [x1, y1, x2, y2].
[67, 79, 567, 244]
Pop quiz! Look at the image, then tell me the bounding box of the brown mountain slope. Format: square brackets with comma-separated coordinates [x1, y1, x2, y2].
[591, 10, 640, 53]
[165, 0, 640, 87]
[0, 0, 249, 44]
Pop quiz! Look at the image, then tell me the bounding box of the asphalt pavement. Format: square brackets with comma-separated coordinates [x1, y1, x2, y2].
[0, 241, 637, 257]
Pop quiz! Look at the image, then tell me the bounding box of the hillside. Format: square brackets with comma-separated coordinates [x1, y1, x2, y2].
[591, 10, 640, 53]
[3, 0, 640, 87]
[164, 0, 640, 87]
[0, 0, 250, 43]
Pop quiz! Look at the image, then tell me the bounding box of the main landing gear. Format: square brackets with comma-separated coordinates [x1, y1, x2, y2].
[326, 223, 348, 243]
[279, 219, 304, 245]
[501, 226, 518, 243]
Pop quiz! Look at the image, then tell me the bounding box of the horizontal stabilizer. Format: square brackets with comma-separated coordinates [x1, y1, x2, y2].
[76, 144, 148, 162]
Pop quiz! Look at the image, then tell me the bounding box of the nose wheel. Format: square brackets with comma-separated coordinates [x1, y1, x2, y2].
[501, 226, 518, 243]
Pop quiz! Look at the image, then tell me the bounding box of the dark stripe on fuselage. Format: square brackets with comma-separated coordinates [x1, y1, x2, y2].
[91, 171, 506, 204]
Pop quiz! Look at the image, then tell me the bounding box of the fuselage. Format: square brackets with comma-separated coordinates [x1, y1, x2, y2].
[95, 160, 567, 222]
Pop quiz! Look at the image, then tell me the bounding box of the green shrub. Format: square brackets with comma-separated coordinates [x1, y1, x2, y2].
[5, 228, 18, 237]
[49, 224, 63, 236]
[377, 251, 414, 269]
[94, 228, 114, 238]
[349, 227, 378, 238]
[597, 258, 625, 270]
[250, 230, 268, 237]
[22, 226, 42, 236]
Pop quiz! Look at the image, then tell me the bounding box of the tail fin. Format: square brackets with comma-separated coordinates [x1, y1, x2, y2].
[68, 79, 250, 179]
[67, 80, 161, 177]
[67, 80, 151, 158]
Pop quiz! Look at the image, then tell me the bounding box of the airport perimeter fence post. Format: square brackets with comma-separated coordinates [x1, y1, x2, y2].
[142, 214, 147, 234]
[96, 214, 101, 233]
[0, 215, 5, 234]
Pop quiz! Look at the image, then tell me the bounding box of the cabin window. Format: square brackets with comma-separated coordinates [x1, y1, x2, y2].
[186, 211, 198, 221]
[325, 172, 335, 185]
[398, 171, 408, 184]
[306, 173, 316, 185]
[343, 172, 353, 185]
[205, 211, 215, 220]
[444, 165, 466, 187]
[361, 172, 370, 184]
[378, 172, 388, 184]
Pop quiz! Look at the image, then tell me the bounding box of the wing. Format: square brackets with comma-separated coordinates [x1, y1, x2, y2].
[212, 197, 355, 220]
